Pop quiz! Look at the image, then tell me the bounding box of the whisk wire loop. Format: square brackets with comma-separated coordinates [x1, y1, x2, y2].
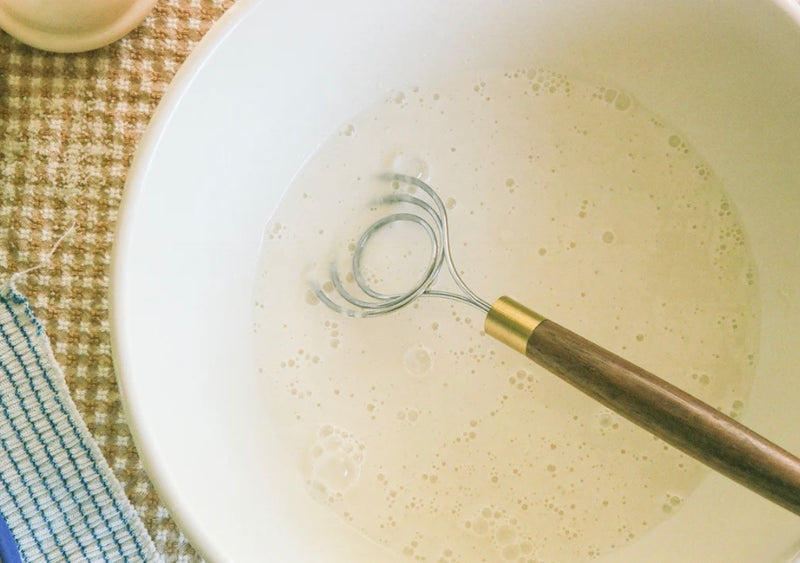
[314, 174, 490, 317]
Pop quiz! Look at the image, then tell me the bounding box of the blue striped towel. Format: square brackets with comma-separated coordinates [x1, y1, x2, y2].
[0, 282, 159, 562]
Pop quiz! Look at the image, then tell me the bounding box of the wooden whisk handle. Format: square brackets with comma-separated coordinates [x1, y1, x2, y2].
[484, 296, 800, 516]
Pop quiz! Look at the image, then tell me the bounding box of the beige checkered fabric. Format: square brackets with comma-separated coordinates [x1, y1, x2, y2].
[0, 1, 236, 560]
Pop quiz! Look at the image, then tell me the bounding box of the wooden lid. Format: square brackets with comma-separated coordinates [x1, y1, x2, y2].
[0, 0, 157, 52]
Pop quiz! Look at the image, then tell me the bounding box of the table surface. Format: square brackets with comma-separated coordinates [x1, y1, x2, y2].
[0, 1, 236, 560]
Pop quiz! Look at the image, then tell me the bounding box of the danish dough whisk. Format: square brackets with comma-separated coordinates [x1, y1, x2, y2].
[314, 173, 800, 516]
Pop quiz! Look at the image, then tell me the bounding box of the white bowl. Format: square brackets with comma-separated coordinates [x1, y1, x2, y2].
[111, 0, 800, 561]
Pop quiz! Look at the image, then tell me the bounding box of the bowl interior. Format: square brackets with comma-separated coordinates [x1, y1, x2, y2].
[112, 0, 800, 561]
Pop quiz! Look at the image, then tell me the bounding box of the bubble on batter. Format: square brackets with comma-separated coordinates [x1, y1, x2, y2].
[339, 123, 356, 137]
[306, 424, 365, 501]
[391, 91, 407, 105]
[495, 524, 516, 544]
[304, 289, 320, 305]
[728, 398, 746, 418]
[661, 493, 684, 514]
[614, 92, 632, 111]
[390, 152, 430, 180]
[404, 345, 434, 377]
[690, 372, 712, 386]
[467, 515, 489, 535]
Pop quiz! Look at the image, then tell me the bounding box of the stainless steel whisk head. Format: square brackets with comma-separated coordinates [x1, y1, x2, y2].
[314, 174, 490, 317]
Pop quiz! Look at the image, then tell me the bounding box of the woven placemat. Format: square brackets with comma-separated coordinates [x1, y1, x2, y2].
[0, 1, 236, 560]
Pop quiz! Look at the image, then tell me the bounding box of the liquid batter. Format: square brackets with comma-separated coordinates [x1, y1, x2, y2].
[253, 68, 760, 562]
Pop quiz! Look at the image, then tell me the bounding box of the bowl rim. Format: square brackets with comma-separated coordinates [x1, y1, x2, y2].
[109, 1, 264, 560]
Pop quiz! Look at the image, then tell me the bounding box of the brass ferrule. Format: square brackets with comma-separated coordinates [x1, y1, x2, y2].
[484, 296, 545, 354]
